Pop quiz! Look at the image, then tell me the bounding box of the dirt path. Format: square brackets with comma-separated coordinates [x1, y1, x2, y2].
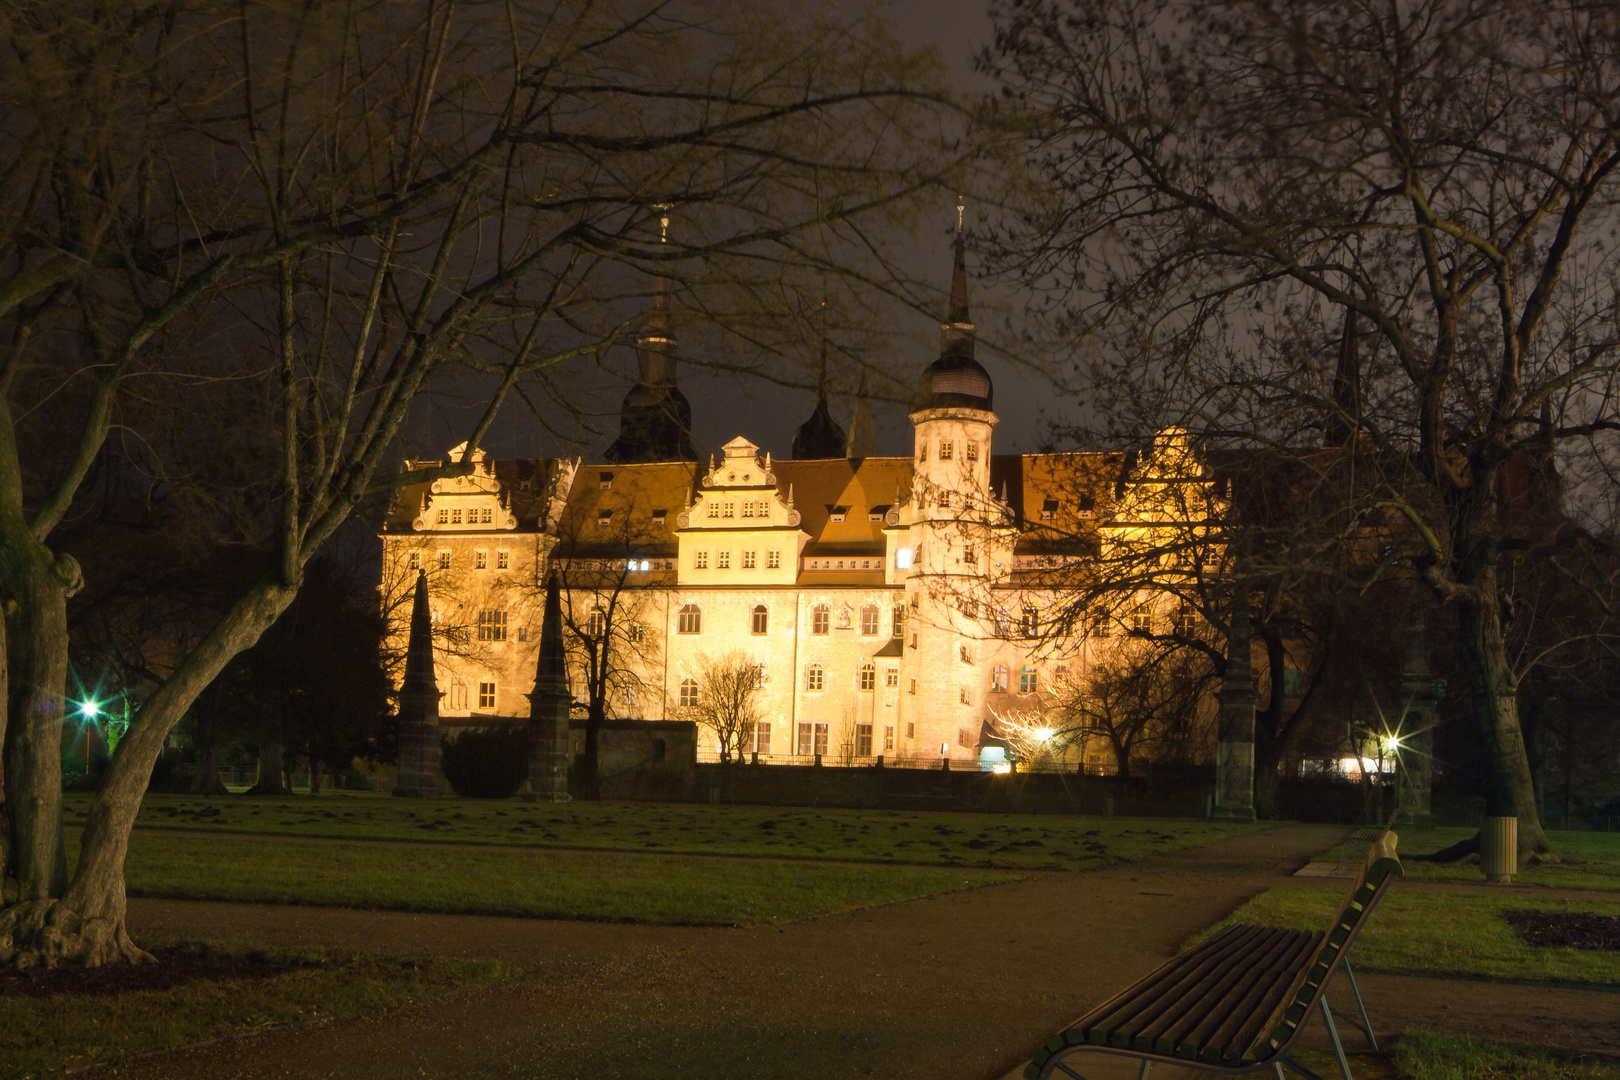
[99, 824, 1617, 1080]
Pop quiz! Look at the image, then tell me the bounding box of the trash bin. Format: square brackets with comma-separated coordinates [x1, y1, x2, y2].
[1481, 816, 1517, 883]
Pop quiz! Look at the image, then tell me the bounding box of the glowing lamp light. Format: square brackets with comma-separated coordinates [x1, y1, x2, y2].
[991, 762, 1012, 775]
[1033, 727, 1055, 744]
[1381, 734, 1402, 752]
[78, 699, 102, 720]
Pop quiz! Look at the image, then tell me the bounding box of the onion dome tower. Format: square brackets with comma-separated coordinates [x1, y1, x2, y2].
[604, 217, 699, 463]
[792, 332, 848, 459]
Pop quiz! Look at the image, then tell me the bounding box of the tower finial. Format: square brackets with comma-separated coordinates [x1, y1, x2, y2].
[957, 195, 964, 233]
[946, 208, 971, 327]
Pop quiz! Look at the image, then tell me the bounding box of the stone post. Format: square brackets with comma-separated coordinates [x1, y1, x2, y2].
[1212, 581, 1257, 822]
[523, 571, 572, 803]
[393, 570, 442, 798]
[1398, 595, 1436, 827]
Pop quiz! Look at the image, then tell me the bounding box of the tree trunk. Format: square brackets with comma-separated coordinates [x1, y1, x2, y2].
[0, 579, 296, 968]
[581, 702, 603, 801]
[1455, 570, 1548, 853]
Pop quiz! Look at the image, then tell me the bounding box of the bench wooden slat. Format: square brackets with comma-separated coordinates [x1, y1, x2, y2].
[1027, 831, 1403, 1079]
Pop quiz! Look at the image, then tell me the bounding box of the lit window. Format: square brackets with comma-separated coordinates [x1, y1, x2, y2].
[939, 441, 953, 460]
[896, 547, 913, 569]
[741, 501, 753, 518]
[628, 624, 646, 643]
[752, 605, 769, 635]
[723, 502, 735, 518]
[679, 678, 699, 708]
[883, 725, 895, 751]
[860, 663, 876, 691]
[1132, 602, 1153, 633]
[1174, 603, 1198, 635]
[481, 508, 493, 524]
[991, 665, 1009, 693]
[892, 605, 904, 636]
[707, 502, 719, 519]
[743, 551, 756, 569]
[939, 492, 951, 508]
[496, 551, 509, 569]
[695, 551, 708, 569]
[475, 550, 487, 570]
[477, 610, 508, 641]
[717, 551, 731, 569]
[885, 668, 898, 688]
[438, 551, 451, 569]
[1022, 606, 1039, 637]
[477, 682, 496, 710]
[451, 509, 463, 524]
[806, 664, 824, 692]
[408, 551, 421, 570]
[678, 604, 702, 634]
[812, 604, 830, 635]
[966, 442, 979, 462]
[437, 509, 448, 524]
[860, 604, 879, 635]
[767, 550, 781, 569]
[1019, 666, 1038, 694]
[586, 608, 606, 638]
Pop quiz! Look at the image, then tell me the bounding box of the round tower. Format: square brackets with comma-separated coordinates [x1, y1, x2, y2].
[900, 217, 998, 762]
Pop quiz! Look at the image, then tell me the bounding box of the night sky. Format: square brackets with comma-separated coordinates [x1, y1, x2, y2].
[416, 0, 1070, 468]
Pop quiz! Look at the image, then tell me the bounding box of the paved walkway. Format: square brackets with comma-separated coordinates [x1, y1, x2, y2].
[100, 824, 1616, 1080]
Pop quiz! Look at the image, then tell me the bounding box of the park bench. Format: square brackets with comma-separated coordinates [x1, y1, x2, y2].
[1024, 832, 1401, 1080]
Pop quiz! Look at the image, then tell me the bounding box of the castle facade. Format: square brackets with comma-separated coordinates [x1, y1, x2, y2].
[381, 229, 1218, 769]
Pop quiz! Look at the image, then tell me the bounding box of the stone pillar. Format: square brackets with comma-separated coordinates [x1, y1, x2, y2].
[523, 571, 572, 803]
[1397, 596, 1436, 827]
[1212, 581, 1257, 822]
[393, 570, 442, 798]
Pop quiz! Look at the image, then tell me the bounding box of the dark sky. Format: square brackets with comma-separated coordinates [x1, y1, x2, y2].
[423, 0, 1070, 466]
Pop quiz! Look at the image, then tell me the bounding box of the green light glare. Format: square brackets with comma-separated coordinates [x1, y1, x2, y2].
[79, 699, 101, 720]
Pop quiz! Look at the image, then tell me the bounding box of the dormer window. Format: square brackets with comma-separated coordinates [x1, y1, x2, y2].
[598, 509, 613, 527]
[707, 502, 719, 519]
[652, 510, 667, 526]
[437, 509, 449, 524]
[480, 507, 493, 524]
[599, 471, 614, 489]
[829, 506, 847, 523]
[741, 501, 753, 518]
[1042, 498, 1059, 521]
[723, 502, 735, 518]
[451, 509, 463, 524]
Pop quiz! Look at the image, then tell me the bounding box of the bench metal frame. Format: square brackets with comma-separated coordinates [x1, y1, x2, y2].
[1025, 833, 1402, 1080]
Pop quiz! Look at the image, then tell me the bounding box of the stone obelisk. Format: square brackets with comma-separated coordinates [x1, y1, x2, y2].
[524, 571, 572, 803]
[393, 570, 442, 798]
[1212, 581, 1257, 822]
[1398, 595, 1436, 827]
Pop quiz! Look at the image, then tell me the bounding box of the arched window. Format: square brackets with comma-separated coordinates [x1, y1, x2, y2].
[678, 678, 699, 707]
[678, 603, 702, 634]
[806, 663, 825, 691]
[811, 604, 830, 635]
[751, 604, 769, 635]
[1021, 606, 1039, 638]
[859, 662, 876, 691]
[586, 607, 606, 638]
[860, 604, 879, 636]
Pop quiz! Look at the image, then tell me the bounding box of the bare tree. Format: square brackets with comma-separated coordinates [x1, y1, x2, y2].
[684, 650, 763, 764]
[980, 0, 1620, 849]
[0, 0, 955, 967]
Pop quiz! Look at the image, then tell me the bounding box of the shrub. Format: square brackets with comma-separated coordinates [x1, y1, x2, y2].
[440, 726, 528, 798]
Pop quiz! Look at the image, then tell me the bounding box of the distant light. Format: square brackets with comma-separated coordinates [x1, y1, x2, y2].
[79, 699, 101, 720]
[991, 762, 1012, 774]
[1381, 734, 1402, 752]
[1033, 727, 1055, 744]
[896, 548, 913, 569]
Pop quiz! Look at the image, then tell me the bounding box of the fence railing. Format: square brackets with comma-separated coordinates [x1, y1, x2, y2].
[692, 749, 1115, 774]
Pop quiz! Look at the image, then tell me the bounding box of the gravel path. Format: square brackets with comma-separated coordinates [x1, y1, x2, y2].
[99, 823, 1617, 1080]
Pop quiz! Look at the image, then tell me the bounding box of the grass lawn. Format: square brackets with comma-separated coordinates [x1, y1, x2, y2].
[68, 791, 1266, 872]
[1395, 1030, 1620, 1079]
[1196, 884, 1620, 988]
[106, 830, 1018, 925]
[1324, 827, 1620, 892]
[0, 938, 504, 1080]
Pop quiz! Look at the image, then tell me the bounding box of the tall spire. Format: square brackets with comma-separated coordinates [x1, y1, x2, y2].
[604, 207, 698, 463]
[792, 298, 847, 458]
[393, 570, 442, 798]
[947, 196, 970, 325]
